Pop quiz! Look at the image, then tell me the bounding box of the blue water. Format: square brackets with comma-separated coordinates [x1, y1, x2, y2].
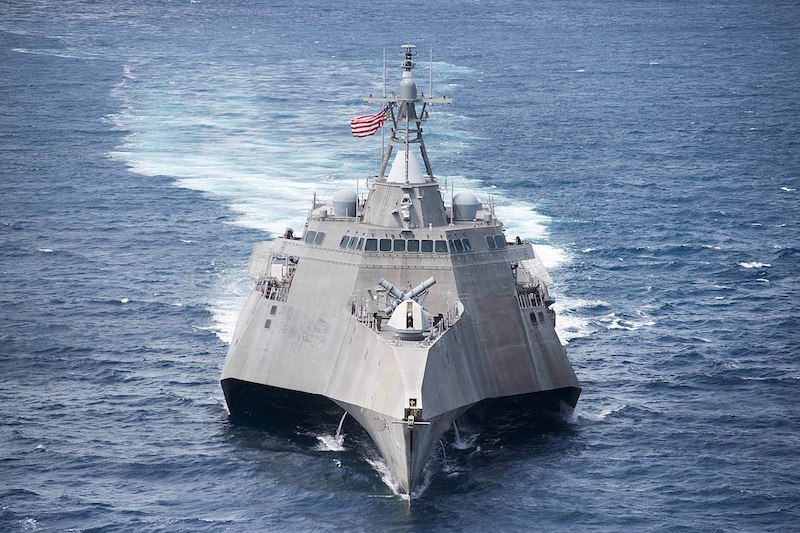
[2, 0, 799, 530]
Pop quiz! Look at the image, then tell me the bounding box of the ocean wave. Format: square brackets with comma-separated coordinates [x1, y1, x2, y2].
[552, 296, 611, 344]
[569, 403, 626, 424]
[738, 261, 771, 269]
[11, 47, 93, 60]
[600, 311, 656, 331]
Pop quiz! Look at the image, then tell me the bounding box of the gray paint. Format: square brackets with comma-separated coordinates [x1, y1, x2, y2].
[220, 46, 580, 495]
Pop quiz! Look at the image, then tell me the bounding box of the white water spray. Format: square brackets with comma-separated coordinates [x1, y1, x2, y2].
[314, 412, 347, 451]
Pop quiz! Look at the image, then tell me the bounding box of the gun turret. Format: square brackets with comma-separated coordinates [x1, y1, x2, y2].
[380, 276, 437, 314]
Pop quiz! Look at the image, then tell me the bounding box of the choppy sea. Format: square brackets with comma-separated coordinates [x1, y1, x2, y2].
[2, 0, 799, 530]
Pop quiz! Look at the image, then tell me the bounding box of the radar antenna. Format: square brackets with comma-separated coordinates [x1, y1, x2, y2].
[364, 45, 452, 183]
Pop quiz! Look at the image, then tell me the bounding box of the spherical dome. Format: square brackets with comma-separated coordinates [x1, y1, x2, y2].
[332, 190, 358, 217]
[452, 192, 482, 221]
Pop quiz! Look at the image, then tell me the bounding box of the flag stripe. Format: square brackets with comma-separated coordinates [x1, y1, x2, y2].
[350, 104, 393, 137]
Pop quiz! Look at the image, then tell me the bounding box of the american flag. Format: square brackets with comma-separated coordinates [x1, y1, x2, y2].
[350, 103, 393, 138]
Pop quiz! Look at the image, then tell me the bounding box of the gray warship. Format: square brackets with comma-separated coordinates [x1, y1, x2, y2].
[220, 45, 581, 495]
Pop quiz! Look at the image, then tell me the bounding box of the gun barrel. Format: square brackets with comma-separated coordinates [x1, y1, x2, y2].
[378, 278, 405, 301]
[402, 277, 436, 301]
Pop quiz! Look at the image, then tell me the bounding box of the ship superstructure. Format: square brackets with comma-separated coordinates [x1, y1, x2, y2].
[220, 45, 581, 495]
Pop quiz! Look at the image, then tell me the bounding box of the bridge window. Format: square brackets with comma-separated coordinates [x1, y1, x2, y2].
[393, 239, 406, 252]
[305, 231, 317, 244]
[348, 236, 359, 249]
[407, 239, 420, 253]
[314, 232, 326, 245]
[379, 239, 392, 252]
[435, 240, 448, 253]
[494, 235, 507, 249]
[365, 238, 378, 252]
[462, 238, 472, 252]
[453, 239, 464, 253]
[421, 239, 434, 253]
[486, 235, 497, 250]
[356, 237, 364, 250]
[339, 235, 350, 249]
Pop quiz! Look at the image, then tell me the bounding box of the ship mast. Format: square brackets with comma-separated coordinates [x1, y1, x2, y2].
[365, 45, 451, 183]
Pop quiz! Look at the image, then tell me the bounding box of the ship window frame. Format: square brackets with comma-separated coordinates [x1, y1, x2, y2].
[348, 235, 359, 249]
[453, 239, 464, 253]
[462, 238, 472, 252]
[305, 231, 317, 244]
[486, 235, 497, 250]
[421, 239, 434, 253]
[314, 232, 326, 245]
[494, 235, 507, 248]
[379, 238, 392, 252]
[365, 238, 378, 252]
[407, 239, 420, 253]
[393, 239, 406, 252]
[356, 237, 364, 250]
[339, 235, 350, 249]
[434, 240, 448, 253]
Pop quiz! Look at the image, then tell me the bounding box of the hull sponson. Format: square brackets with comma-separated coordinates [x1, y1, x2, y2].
[222, 269, 580, 492]
[467, 387, 581, 420]
[221, 377, 340, 427]
[420, 295, 580, 419]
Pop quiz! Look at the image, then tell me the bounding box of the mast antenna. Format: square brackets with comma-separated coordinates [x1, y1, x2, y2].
[381, 48, 387, 165]
[429, 49, 433, 97]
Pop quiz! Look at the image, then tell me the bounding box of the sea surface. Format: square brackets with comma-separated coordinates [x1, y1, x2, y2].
[2, 0, 799, 531]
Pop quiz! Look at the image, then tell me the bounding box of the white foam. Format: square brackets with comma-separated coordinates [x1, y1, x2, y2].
[738, 262, 771, 269]
[781, 186, 795, 192]
[600, 311, 656, 331]
[37, 248, 54, 253]
[533, 244, 568, 269]
[364, 455, 407, 500]
[119, 297, 130, 304]
[314, 413, 347, 451]
[206, 276, 252, 344]
[551, 296, 610, 345]
[15, 517, 40, 531]
[451, 422, 479, 450]
[569, 403, 626, 424]
[314, 433, 345, 452]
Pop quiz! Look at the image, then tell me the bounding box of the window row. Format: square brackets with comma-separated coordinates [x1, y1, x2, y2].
[303, 231, 326, 245]
[486, 234, 507, 249]
[337, 235, 505, 254]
